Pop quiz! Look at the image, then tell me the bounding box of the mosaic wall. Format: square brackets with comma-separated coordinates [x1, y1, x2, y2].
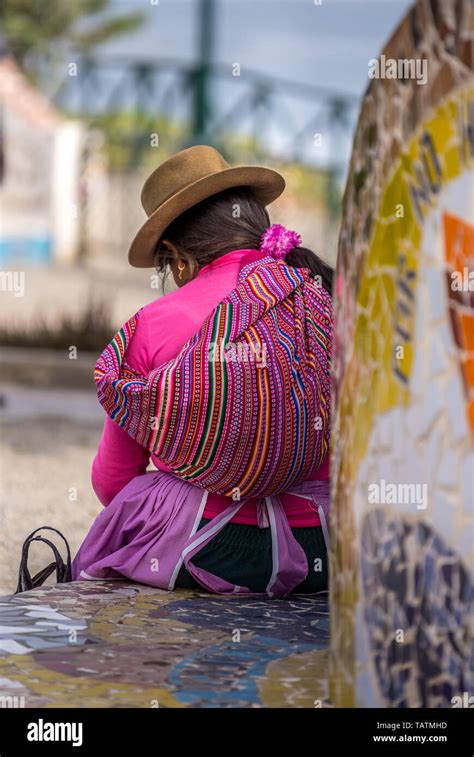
[330, 0, 474, 707]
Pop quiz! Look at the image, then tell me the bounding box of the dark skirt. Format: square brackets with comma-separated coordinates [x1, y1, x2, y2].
[176, 517, 328, 594]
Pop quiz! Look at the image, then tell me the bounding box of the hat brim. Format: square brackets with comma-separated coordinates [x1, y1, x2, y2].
[128, 165, 285, 268]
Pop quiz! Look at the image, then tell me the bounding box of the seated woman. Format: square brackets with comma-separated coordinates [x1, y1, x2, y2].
[72, 145, 333, 597]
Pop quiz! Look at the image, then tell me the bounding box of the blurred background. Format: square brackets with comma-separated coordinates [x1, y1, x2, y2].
[0, 0, 412, 593]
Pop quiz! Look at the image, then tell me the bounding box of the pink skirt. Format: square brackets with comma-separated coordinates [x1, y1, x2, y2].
[72, 470, 330, 598]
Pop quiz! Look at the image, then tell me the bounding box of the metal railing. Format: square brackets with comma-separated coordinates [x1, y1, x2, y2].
[48, 54, 359, 175]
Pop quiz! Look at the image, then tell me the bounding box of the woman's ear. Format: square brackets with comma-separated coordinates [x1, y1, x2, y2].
[161, 239, 198, 286]
[161, 239, 180, 260]
[162, 239, 189, 287]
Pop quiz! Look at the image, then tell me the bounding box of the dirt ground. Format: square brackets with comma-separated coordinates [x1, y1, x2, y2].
[0, 386, 104, 595]
[0, 260, 167, 595]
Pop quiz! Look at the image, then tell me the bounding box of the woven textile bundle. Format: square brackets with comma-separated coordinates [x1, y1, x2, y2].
[95, 256, 332, 498]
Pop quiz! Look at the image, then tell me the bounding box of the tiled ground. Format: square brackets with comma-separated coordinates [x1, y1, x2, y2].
[0, 581, 330, 708]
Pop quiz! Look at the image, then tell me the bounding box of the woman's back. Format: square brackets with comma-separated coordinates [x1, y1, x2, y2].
[77, 147, 333, 597]
[93, 246, 330, 524]
[125, 248, 266, 373]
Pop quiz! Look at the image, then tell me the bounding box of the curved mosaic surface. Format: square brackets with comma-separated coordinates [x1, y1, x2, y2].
[331, 0, 474, 707]
[0, 581, 329, 708]
[360, 509, 472, 707]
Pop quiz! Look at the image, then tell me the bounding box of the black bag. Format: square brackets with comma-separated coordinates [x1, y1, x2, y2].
[15, 527, 72, 594]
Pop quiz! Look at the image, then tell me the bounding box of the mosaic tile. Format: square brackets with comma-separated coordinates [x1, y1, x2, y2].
[0, 581, 329, 708]
[331, 0, 473, 707]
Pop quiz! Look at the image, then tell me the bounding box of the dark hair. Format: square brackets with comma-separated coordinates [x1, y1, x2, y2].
[153, 187, 333, 294]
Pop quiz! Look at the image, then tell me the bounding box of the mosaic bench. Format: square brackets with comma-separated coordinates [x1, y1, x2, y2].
[0, 581, 329, 708]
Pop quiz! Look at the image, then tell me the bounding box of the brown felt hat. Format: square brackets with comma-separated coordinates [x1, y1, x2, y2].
[128, 145, 285, 267]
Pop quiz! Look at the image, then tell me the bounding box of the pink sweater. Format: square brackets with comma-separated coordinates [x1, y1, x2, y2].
[92, 248, 328, 526]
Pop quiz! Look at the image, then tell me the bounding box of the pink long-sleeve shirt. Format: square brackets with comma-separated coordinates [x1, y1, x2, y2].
[92, 248, 328, 526]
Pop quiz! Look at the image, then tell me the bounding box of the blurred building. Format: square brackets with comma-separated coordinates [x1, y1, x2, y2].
[0, 55, 84, 266]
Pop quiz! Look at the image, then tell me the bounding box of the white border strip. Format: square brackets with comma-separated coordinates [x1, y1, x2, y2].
[318, 505, 330, 553]
[79, 570, 127, 581]
[265, 497, 279, 598]
[168, 490, 209, 590]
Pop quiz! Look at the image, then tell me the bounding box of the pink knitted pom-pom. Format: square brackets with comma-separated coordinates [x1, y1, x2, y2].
[260, 224, 301, 260]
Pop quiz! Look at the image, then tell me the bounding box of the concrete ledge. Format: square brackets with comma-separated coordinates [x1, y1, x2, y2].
[0, 347, 96, 389]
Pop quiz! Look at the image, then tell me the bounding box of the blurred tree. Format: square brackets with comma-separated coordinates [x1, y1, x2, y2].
[2, 0, 144, 69]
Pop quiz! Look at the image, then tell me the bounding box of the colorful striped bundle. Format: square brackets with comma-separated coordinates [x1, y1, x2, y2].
[94, 256, 332, 498]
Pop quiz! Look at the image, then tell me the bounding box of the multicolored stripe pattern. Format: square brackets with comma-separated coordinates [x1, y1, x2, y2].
[94, 257, 332, 498]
